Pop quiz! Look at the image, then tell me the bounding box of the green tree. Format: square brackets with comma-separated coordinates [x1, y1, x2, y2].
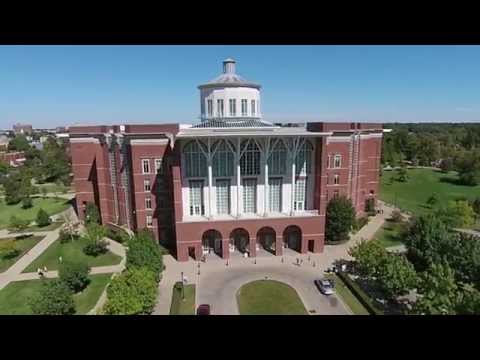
[412, 263, 458, 315]
[435, 200, 475, 228]
[456, 150, 480, 186]
[9, 215, 30, 233]
[104, 267, 158, 315]
[325, 196, 356, 244]
[28, 279, 76, 315]
[396, 166, 409, 182]
[426, 193, 438, 208]
[58, 261, 91, 293]
[377, 254, 418, 299]
[21, 196, 33, 209]
[36, 208, 51, 227]
[85, 202, 100, 225]
[126, 229, 164, 281]
[348, 240, 387, 278]
[472, 198, 480, 217]
[3, 171, 33, 205]
[82, 223, 108, 256]
[8, 134, 30, 152]
[440, 158, 454, 172]
[455, 284, 480, 314]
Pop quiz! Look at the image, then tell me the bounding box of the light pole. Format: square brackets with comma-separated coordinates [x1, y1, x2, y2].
[181, 271, 185, 301]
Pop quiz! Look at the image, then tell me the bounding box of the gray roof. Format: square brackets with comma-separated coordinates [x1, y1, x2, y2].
[192, 118, 273, 128]
[198, 74, 261, 89]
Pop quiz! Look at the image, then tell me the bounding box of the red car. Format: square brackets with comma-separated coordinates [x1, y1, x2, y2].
[197, 304, 211, 315]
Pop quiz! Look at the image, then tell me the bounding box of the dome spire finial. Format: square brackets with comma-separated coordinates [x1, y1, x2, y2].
[223, 58, 236, 74]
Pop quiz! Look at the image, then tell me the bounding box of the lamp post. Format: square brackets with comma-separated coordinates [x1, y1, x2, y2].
[181, 271, 185, 301]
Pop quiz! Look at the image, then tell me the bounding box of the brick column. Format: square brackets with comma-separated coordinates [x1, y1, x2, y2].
[249, 234, 256, 257]
[222, 239, 230, 259]
[300, 235, 308, 254]
[275, 235, 283, 256]
[194, 244, 202, 260]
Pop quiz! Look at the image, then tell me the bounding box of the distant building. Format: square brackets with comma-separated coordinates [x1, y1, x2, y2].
[0, 135, 9, 151]
[70, 58, 386, 262]
[13, 123, 33, 135]
[0, 151, 26, 167]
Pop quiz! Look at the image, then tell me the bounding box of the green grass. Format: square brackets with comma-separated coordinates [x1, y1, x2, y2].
[0, 197, 70, 230]
[325, 274, 369, 315]
[0, 274, 112, 315]
[24, 236, 122, 273]
[0, 235, 44, 273]
[236, 280, 308, 315]
[381, 168, 480, 216]
[27, 221, 64, 232]
[373, 221, 406, 248]
[170, 283, 196, 315]
[35, 182, 73, 194]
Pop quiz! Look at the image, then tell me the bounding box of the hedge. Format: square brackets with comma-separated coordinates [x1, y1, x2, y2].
[337, 271, 384, 315]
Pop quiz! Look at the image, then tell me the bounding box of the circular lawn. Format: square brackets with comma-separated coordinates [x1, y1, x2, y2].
[236, 280, 308, 315]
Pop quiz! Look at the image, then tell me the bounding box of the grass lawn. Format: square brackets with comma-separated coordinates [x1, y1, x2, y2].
[0, 274, 112, 315]
[236, 280, 308, 315]
[170, 283, 196, 315]
[35, 182, 73, 194]
[325, 274, 369, 315]
[0, 235, 44, 273]
[24, 236, 122, 273]
[27, 221, 64, 232]
[380, 168, 480, 217]
[373, 221, 406, 248]
[0, 197, 70, 230]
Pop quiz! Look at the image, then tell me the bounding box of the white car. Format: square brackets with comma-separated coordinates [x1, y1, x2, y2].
[315, 279, 334, 295]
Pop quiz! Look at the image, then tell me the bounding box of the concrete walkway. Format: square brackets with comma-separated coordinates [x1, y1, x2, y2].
[154, 202, 393, 315]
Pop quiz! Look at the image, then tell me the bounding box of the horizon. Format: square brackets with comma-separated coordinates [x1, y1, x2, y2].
[1, 45, 480, 128]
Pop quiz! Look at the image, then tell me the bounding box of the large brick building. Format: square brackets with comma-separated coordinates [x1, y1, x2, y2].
[70, 58, 386, 261]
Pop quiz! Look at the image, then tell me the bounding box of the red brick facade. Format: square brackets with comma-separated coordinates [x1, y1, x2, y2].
[70, 122, 384, 261]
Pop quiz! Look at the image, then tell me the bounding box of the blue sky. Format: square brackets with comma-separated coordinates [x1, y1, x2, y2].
[1, 45, 480, 128]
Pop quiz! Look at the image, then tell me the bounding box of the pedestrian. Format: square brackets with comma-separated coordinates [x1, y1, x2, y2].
[43, 266, 47, 273]
[59, 256, 62, 263]
[296, 258, 299, 266]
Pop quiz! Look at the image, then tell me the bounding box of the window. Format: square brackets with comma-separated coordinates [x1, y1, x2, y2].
[146, 215, 153, 227]
[212, 140, 235, 177]
[155, 159, 163, 174]
[216, 179, 230, 215]
[241, 99, 248, 116]
[184, 141, 207, 178]
[142, 159, 150, 174]
[294, 178, 307, 211]
[240, 140, 260, 175]
[269, 178, 282, 212]
[268, 140, 287, 175]
[189, 180, 204, 216]
[229, 99, 236, 116]
[333, 190, 340, 198]
[333, 174, 340, 185]
[144, 179, 151, 192]
[251, 100, 256, 116]
[217, 99, 224, 117]
[145, 197, 152, 210]
[296, 140, 313, 175]
[243, 179, 257, 213]
[207, 99, 213, 117]
[334, 154, 342, 168]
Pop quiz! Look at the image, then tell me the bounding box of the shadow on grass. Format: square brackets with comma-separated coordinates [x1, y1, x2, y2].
[439, 176, 470, 187]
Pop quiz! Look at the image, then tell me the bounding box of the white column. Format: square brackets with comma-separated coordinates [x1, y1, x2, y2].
[291, 151, 296, 216]
[207, 138, 213, 218]
[264, 158, 269, 216]
[236, 137, 241, 217]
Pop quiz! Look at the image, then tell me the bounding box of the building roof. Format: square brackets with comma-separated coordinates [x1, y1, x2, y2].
[192, 118, 274, 128]
[198, 58, 261, 90]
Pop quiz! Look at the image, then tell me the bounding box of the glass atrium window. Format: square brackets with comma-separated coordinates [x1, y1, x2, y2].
[296, 140, 313, 175]
[294, 178, 307, 211]
[269, 178, 282, 212]
[240, 140, 260, 176]
[184, 141, 207, 178]
[216, 179, 230, 215]
[268, 140, 287, 175]
[189, 180, 204, 216]
[212, 140, 235, 177]
[243, 178, 257, 213]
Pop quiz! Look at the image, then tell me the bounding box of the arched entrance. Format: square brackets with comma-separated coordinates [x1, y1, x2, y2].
[257, 227, 276, 254]
[283, 226, 302, 253]
[202, 230, 223, 257]
[230, 228, 250, 254]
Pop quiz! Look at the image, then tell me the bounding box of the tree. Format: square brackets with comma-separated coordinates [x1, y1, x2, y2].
[435, 200, 475, 228]
[85, 202, 100, 225]
[36, 208, 51, 227]
[472, 198, 480, 217]
[426, 193, 438, 208]
[41, 186, 48, 198]
[403, 214, 452, 272]
[412, 262, 458, 315]
[440, 158, 454, 173]
[8, 134, 30, 152]
[3, 171, 33, 205]
[456, 150, 480, 186]
[9, 215, 30, 233]
[348, 240, 387, 278]
[83, 223, 108, 256]
[126, 229, 164, 281]
[28, 279, 76, 315]
[104, 267, 158, 315]
[455, 284, 480, 315]
[325, 196, 356, 244]
[21, 196, 33, 209]
[58, 261, 91, 293]
[376, 254, 418, 299]
[396, 166, 409, 182]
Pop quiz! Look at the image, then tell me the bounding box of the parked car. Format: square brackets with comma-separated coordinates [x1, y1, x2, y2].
[314, 279, 334, 295]
[197, 304, 211, 315]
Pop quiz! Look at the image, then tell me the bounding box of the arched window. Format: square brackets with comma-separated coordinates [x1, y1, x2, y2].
[184, 141, 207, 178]
[212, 140, 235, 177]
[240, 140, 260, 176]
[296, 140, 313, 175]
[268, 139, 287, 175]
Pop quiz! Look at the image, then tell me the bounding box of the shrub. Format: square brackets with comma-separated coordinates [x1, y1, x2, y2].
[106, 227, 131, 244]
[85, 202, 100, 225]
[325, 196, 356, 244]
[59, 229, 72, 243]
[9, 215, 30, 233]
[337, 271, 383, 315]
[58, 261, 91, 293]
[126, 229, 164, 281]
[390, 210, 403, 223]
[83, 239, 109, 256]
[36, 208, 51, 227]
[104, 267, 158, 315]
[0, 242, 20, 259]
[28, 279, 76, 315]
[22, 197, 33, 209]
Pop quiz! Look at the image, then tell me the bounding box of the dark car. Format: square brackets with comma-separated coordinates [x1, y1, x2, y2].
[197, 304, 211, 315]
